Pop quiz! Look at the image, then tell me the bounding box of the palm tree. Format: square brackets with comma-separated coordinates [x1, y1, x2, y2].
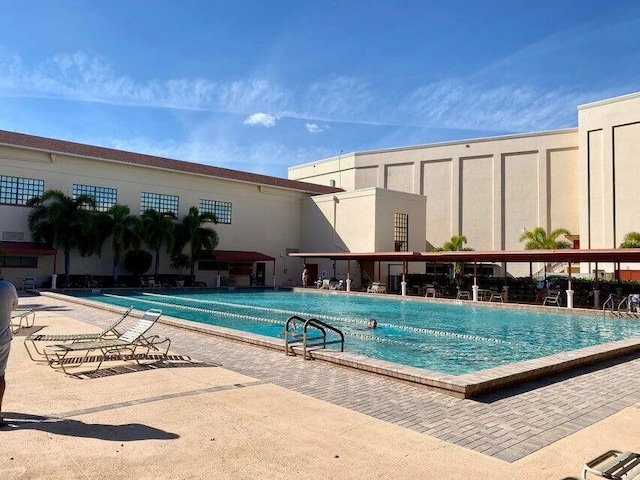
[27, 189, 97, 285]
[620, 232, 640, 248]
[519, 226, 571, 281]
[139, 209, 176, 278]
[174, 206, 219, 280]
[170, 252, 191, 283]
[105, 204, 141, 283]
[518, 227, 571, 250]
[435, 235, 473, 277]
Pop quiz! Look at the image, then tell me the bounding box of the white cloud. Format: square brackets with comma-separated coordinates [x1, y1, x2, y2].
[101, 135, 334, 178]
[305, 123, 324, 133]
[243, 112, 277, 128]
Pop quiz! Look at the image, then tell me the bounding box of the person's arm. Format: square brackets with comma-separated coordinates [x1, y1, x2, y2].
[11, 284, 19, 310]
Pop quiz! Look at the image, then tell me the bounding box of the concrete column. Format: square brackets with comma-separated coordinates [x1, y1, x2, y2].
[593, 289, 601, 309]
[566, 289, 574, 308]
[216, 275, 221, 288]
[51, 274, 57, 290]
[472, 285, 479, 302]
[502, 285, 509, 302]
[346, 278, 351, 292]
[401, 281, 407, 297]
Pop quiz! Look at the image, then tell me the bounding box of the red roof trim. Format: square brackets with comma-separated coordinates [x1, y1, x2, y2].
[1, 242, 57, 256]
[202, 250, 275, 263]
[0, 130, 343, 196]
[290, 249, 640, 263]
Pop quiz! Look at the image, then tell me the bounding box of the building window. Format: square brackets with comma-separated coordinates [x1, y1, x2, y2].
[73, 184, 117, 212]
[141, 192, 179, 216]
[198, 261, 230, 271]
[199, 199, 232, 224]
[0, 175, 44, 206]
[0, 256, 38, 268]
[394, 213, 409, 252]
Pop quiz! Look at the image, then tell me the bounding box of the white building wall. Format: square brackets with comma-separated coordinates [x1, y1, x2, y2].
[290, 130, 580, 277]
[0, 145, 307, 286]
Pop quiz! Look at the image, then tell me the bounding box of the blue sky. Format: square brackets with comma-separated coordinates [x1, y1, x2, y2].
[0, 1, 639, 178]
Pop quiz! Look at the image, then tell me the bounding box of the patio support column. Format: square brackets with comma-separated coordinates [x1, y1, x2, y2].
[502, 262, 509, 301]
[593, 261, 601, 309]
[472, 261, 479, 302]
[566, 261, 574, 308]
[346, 259, 351, 292]
[272, 259, 276, 288]
[401, 260, 407, 297]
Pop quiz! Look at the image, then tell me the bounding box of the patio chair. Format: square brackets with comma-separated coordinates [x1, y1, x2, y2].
[581, 449, 640, 479]
[543, 290, 562, 307]
[10, 309, 36, 333]
[367, 282, 386, 294]
[456, 287, 471, 300]
[489, 291, 504, 302]
[43, 309, 166, 374]
[24, 306, 134, 361]
[425, 285, 437, 298]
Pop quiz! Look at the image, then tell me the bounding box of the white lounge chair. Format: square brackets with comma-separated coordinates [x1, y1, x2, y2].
[24, 306, 133, 361]
[43, 309, 167, 374]
[10, 309, 36, 333]
[582, 449, 640, 479]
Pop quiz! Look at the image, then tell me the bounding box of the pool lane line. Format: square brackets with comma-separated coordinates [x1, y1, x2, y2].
[108, 292, 518, 346]
[142, 292, 517, 345]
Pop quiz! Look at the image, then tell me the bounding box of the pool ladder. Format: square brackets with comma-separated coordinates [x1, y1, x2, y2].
[284, 315, 344, 360]
[602, 294, 640, 317]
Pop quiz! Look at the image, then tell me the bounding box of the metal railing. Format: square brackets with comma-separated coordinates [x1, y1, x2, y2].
[284, 315, 344, 360]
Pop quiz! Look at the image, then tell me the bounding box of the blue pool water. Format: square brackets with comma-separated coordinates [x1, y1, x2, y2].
[69, 289, 640, 375]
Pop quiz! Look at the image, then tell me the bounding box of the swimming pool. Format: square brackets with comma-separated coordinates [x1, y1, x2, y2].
[67, 289, 640, 376]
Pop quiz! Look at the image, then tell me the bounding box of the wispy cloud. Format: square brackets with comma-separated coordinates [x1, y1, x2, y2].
[0, 51, 289, 116]
[243, 112, 277, 127]
[103, 135, 334, 178]
[305, 122, 328, 133]
[0, 49, 628, 136]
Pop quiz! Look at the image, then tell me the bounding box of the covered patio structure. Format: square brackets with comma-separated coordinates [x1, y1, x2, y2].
[289, 249, 640, 309]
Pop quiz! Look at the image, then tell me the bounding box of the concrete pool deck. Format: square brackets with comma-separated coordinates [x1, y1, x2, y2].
[2, 294, 639, 480]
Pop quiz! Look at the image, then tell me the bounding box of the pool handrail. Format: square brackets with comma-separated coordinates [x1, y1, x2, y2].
[284, 315, 344, 359]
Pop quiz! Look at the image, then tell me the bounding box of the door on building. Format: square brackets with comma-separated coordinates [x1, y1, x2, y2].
[256, 262, 266, 285]
[307, 263, 318, 284]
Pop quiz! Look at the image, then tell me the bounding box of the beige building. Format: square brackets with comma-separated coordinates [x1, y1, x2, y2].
[1, 91, 638, 289]
[290, 91, 640, 278]
[0, 131, 424, 289]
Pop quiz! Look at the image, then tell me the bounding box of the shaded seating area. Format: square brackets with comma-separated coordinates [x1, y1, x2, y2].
[582, 449, 640, 479]
[24, 306, 133, 361]
[42, 309, 169, 374]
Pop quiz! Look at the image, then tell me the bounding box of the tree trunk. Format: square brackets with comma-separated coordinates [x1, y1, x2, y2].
[154, 248, 160, 278]
[113, 255, 119, 282]
[64, 250, 71, 285]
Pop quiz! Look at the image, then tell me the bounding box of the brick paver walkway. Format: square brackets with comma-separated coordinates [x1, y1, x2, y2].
[23, 295, 640, 462]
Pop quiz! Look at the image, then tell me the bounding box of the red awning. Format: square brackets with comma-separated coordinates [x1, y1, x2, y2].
[1, 242, 57, 256]
[289, 248, 640, 263]
[202, 250, 275, 263]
